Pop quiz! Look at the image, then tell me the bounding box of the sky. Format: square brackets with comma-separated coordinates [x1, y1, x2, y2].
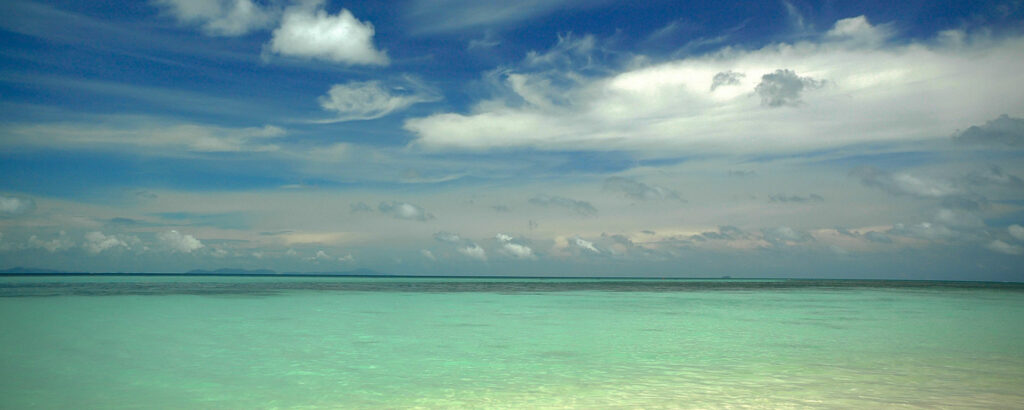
[1, 0, 1023, 279]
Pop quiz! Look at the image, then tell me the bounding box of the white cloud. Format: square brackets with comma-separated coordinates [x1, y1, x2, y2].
[154, 0, 278, 36]
[2, 120, 285, 153]
[572, 236, 600, 254]
[987, 240, 1023, 255]
[316, 77, 440, 122]
[458, 243, 487, 261]
[825, 16, 894, 47]
[83, 231, 129, 254]
[1010, 225, 1024, 241]
[496, 233, 535, 260]
[379, 201, 434, 221]
[267, 1, 388, 65]
[157, 230, 204, 253]
[0, 196, 36, 217]
[405, 18, 1024, 153]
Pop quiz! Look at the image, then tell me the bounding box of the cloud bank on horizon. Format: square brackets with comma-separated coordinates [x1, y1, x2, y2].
[0, 0, 1022, 279]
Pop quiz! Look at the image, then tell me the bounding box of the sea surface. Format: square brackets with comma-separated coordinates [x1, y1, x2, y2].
[1, 276, 1023, 408]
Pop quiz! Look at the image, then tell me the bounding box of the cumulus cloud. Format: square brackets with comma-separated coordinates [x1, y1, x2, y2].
[379, 201, 434, 221]
[267, 1, 388, 65]
[316, 77, 441, 122]
[154, 0, 278, 36]
[953, 114, 1024, 147]
[308, 249, 353, 262]
[0, 196, 36, 217]
[405, 17, 1024, 154]
[496, 233, 535, 260]
[157, 230, 204, 253]
[825, 15, 893, 47]
[1010, 225, 1024, 241]
[769, 194, 824, 203]
[603, 177, 681, 201]
[710, 70, 744, 91]
[529, 195, 597, 215]
[83, 231, 129, 254]
[754, 69, 824, 107]
[987, 240, 1023, 255]
[421, 249, 436, 261]
[458, 243, 487, 261]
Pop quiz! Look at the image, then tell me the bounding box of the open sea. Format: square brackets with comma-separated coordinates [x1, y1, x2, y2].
[1, 276, 1023, 408]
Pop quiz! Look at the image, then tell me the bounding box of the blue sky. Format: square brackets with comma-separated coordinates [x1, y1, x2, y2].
[1, 0, 1023, 279]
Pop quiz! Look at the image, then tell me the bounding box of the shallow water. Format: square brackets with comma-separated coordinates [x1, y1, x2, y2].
[2, 276, 1023, 408]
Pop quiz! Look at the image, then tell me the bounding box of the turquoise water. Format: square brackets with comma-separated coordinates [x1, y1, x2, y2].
[2, 277, 1023, 408]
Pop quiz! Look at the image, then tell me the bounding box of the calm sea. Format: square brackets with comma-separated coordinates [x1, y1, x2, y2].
[2, 276, 1023, 408]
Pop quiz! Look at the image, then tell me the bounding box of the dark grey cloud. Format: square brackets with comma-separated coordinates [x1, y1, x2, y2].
[710, 70, 744, 91]
[754, 69, 824, 107]
[378, 201, 434, 221]
[529, 194, 597, 215]
[727, 169, 755, 177]
[350, 202, 373, 213]
[962, 166, 1024, 188]
[491, 205, 511, 212]
[769, 193, 824, 203]
[603, 177, 682, 201]
[694, 225, 746, 241]
[433, 231, 464, 243]
[953, 114, 1024, 147]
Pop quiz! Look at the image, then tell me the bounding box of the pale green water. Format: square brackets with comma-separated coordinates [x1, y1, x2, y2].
[1, 277, 1023, 408]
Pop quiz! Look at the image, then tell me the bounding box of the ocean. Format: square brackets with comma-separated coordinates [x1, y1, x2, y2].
[1, 276, 1023, 408]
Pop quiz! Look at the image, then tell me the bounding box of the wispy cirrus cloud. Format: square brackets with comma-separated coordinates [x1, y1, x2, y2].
[404, 0, 611, 34]
[315, 77, 441, 123]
